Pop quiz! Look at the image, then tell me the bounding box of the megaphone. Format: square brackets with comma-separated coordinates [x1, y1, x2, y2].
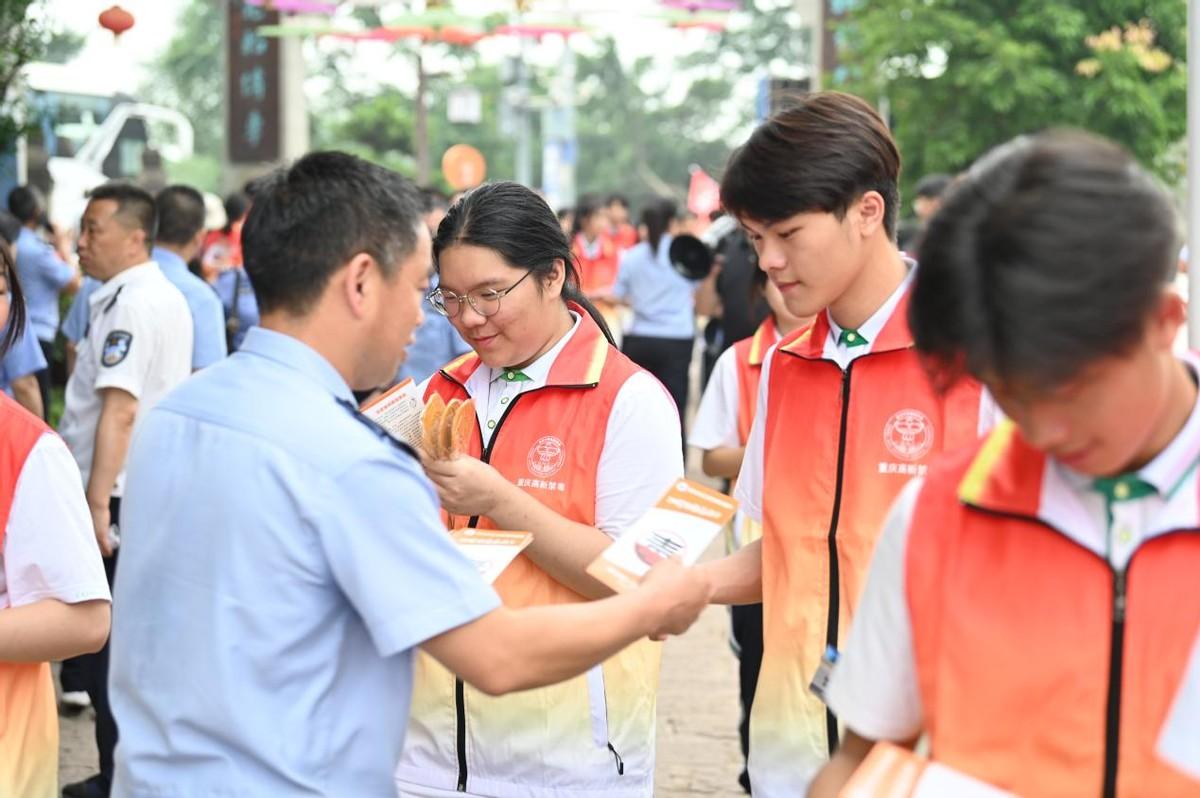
[668, 234, 714, 281]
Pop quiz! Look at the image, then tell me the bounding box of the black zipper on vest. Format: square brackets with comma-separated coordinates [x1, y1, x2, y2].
[452, 393, 524, 792]
[441, 376, 599, 792]
[607, 742, 625, 775]
[823, 362, 854, 755]
[957, 502, 1183, 796]
[1102, 567, 1127, 798]
[454, 678, 468, 791]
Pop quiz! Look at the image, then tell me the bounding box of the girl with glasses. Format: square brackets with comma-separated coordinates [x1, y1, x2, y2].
[396, 181, 684, 798]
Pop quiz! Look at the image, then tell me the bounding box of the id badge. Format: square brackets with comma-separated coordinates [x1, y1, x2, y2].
[808, 645, 840, 704]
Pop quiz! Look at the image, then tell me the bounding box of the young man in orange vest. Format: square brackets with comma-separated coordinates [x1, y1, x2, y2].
[809, 131, 1200, 797]
[690, 268, 811, 792]
[699, 91, 991, 797]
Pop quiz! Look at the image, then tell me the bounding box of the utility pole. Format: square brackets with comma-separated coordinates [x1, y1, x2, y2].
[415, 49, 430, 185]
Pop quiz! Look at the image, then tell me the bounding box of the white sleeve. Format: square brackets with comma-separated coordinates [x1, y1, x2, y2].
[1160, 633, 1200, 780]
[977, 387, 1004, 436]
[733, 346, 774, 524]
[595, 371, 685, 539]
[93, 300, 155, 399]
[688, 346, 742, 451]
[824, 477, 923, 742]
[1, 433, 111, 608]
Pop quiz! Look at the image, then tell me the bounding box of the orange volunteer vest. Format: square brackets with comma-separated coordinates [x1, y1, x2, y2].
[726, 316, 779, 550]
[398, 309, 662, 798]
[612, 223, 639, 253]
[573, 233, 619, 297]
[0, 394, 58, 798]
[905, 421, 1200, 798]
[749, 289, 984, 796]
[733, 315, 778, 446]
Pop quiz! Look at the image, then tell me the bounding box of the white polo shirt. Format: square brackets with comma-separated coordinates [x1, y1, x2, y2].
[59, 261, 192, 497]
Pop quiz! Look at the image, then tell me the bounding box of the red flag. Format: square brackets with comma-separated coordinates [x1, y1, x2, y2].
[687, 167, 721, 218]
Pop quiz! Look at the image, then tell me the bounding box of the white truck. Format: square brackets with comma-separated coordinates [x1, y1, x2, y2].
[3, 61, 194, 229]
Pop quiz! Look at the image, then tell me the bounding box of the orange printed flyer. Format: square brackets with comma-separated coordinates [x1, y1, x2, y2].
[839, 743, 1016, 798]
[586, 479, 738, 593]
[451, 529, 533, 584]
[360, 378, 424, 449]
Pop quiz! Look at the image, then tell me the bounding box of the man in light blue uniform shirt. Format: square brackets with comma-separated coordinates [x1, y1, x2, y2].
[8, 184, 79, 417]
[110, 152, 711, 797]
[213, 262, 258, 350]
[148, 185, 226, 367]
[0, 320, 47, 414]
[0, 209, 47, 416]
[63, 185, 227, 371]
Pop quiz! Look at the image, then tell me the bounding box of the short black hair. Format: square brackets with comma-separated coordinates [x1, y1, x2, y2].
[155, 185, 206, 246]
[914, 173, 952, 200]
[606, 193, 629, 209]
[910, 130, 1179, 392]
[0, 211, 21, 246]
[571, 193, 604, 237]
[88, 183, 157, 253]
[223, 192, 249, 232]
[242, 151, 424, 316]
[721, 91, 901, 238]
[419, 186, 449, 215]
[6, 185, 43, 224]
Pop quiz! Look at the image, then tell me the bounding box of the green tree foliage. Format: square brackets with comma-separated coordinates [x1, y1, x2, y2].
[141, 1, 224, 159]
[41, 27, 84, 64]
[312, 45, 520, 190]
[0, 0, 48, 152]
[572, 39, 733, 199]
[836, 0, 1187, 198]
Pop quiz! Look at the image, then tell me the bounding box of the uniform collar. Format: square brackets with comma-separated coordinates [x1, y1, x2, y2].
[441, 302, 610, 390]
[152, 246, 188, 276]
[238, 327, 355, 404]
[779, 264, 915, 360]
[90, 261, 158, 306]
[747, 316, 778, 367]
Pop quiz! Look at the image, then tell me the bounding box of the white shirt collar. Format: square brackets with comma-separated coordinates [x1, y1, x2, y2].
[488, 312, 582, 388]
[825, 259, 916, 351]
[90, 261, 159, 306]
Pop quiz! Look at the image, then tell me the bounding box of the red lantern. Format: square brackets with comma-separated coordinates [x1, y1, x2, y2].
[99, 5, 135, 39]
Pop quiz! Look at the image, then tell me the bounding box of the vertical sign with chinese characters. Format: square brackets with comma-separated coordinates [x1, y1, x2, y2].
[227, 2, 281, 163]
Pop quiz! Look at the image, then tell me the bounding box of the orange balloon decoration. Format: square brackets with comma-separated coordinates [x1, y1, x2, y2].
[99, 5, 135, 39]
[441, 144, 487, 191]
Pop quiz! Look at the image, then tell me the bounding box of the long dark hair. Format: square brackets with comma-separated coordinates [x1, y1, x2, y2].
[641, 197, 676, 255]
[434, 182, 616, 345]
[0, 244, 28, 355]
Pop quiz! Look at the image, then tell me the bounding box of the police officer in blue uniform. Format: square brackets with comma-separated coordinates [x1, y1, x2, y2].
[61, 185, 227, 374]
